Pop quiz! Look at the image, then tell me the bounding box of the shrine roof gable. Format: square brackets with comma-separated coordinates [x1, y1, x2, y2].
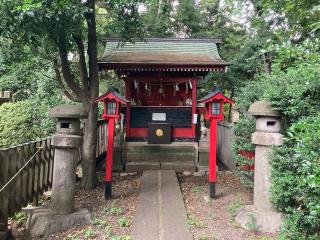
[98, 38, 230, 71]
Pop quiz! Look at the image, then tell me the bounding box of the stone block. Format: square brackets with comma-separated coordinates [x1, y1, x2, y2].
[198, 151, 209, 166]
[0, 230, 12, 240]
[197, 165, 209, 172]
[52, 134, 83, 148]
[127, 152, 195, 162]
[161, 161, 196, 173]
[251, 132, 283, 146]
[112, 164, 124, 172]
[126, 162, 160, 172]
[24, 207, 91, 237]
[235, 205, 282, 233]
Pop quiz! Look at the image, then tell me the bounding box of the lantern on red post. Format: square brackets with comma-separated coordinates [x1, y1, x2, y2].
[198, 87, 234, 198]
[95, 90, 127, 199]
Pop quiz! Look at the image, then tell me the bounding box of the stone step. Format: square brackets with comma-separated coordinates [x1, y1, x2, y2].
[126, 162, 161, 172]
[126, 161, 196, 173]
[126, 152, 195, 162]
[161, 161, 196, 172]
[124, 142, 196, 154]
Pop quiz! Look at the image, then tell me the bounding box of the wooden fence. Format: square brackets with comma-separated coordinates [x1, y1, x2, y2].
[96, 120, 108, 158]
[217, 121, 236, 170]
[0, 137, 54, 235]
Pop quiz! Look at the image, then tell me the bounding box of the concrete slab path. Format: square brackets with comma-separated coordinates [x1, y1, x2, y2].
[131, 170, 193, 240]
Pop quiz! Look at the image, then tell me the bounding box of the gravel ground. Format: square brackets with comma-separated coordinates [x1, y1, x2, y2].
[11, 173, 141, 240]
[178, 171, 277, 240]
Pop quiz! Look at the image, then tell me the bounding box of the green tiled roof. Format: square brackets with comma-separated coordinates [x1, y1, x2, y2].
[99, 38, 229, 71]
[104, 38, 221, 57]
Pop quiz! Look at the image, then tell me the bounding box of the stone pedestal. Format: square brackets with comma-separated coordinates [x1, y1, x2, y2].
[235, 101, 283, 233]
[24, 207, 90, 237]
[25, 104, 91, 237]
[198, 136, 209, 167]
[198, 118, 209, 169]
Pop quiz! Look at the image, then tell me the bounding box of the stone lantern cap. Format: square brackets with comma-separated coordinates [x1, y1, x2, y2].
[248, 100, 281, 117]
[49, 104, 88, 119]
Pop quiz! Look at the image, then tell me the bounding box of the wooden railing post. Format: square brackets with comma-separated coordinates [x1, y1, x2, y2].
[0, 149, 10, 238]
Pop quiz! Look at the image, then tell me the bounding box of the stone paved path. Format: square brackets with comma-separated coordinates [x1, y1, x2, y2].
[131, 170, 193, 240]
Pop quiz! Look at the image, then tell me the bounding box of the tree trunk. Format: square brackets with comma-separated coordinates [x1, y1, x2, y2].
[263, 52, 271, 74]
[81, 0, 100, 189]
[81, 103, 98, 188]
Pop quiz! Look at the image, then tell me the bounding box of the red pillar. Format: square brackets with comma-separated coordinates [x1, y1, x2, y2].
[191, 79, 197, 139]
[209, 119, 217, 198]
[105, 118, 115, 199]
[125, 80, 131, 138]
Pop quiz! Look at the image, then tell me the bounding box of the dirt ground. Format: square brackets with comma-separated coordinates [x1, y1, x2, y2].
[11, 170, 277, 240]
[178, 171, 277, 240]
[11, 173, 141, 240]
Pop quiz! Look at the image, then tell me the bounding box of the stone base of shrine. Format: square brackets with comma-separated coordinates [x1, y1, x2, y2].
[235, 205, 282, 233]
[23, 207, 91, 237]
[123, 141, 197, 172]
[126, 161, 196, 173]
[0, 229, 12, 240]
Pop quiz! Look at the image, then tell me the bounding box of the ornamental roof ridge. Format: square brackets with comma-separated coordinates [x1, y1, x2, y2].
[103, 37, 222, 44]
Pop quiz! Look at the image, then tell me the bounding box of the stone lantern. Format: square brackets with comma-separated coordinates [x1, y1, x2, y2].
[25, 104, 91, 237]
[235, 100, 283, 233]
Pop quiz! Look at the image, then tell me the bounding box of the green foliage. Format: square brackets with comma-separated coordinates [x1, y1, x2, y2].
[245, 212, 257, 231]
[270, 116, 320, 239]
[83, 227, 95, 238]
[233, 38, 320, 238]
[104, 225, 113, 237]
[67, 234, 80, 240]
[175, 0, 202, 36]
[142, 0, 174, 37]
[104, 205, 124, 215]
[0, 99, 57, 147]
[195, 233, 210, 240]
[232, 38, 320, 178]
[105, 0, 145, 41]
[227, 196, 243, 219]
[191, 185, 203, 195]
[187, 214, 207, 228]
[111, 236, 132, 240]
[12, 212, 27, 224]
[91, 217, 107, 227]
[117, 216, 130, 227]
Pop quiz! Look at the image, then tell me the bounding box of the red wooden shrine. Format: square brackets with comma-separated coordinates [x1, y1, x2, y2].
[97, 38, 233, 199]
[124, 73, 198, 140]
[98, 38, 231, 142]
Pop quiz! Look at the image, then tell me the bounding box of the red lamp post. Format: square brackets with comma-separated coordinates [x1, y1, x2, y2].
[198, 88, 234, 198]
[95, 91, 127, 199]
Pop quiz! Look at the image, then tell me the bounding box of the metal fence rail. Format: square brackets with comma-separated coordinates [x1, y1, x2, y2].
[0, 137, 54, 235]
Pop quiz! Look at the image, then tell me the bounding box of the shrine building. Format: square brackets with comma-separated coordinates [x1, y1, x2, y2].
[98, 38, 230, 171]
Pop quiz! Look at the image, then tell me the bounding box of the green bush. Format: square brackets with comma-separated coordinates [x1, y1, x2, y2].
[233, 40, 320, 238]
[232, 62, 320, 178]
[0, 98, 56, 147]
[270, 116, 320, 239]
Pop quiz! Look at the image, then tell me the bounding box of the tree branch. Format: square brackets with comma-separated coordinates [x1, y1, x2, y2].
[53, 60, 81, 102]
[73, 34, 89, 94]
[85, 0, 100, 101]
[58, 48, 88, 104]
